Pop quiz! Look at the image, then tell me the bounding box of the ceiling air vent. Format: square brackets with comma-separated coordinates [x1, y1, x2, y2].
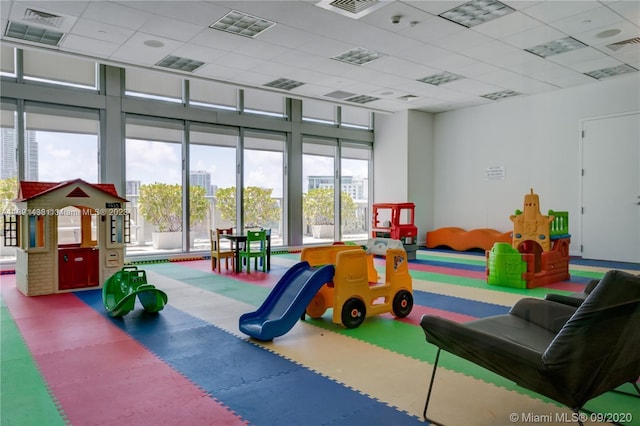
[344, 95, 379, 104]
[606, 37, 640, 52]
[315, 0, 388, 19]
[23, 8, 65, 28]
[324, 90, 357, 99]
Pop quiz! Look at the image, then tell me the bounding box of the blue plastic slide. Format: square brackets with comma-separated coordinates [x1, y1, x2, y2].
[239, 261, 335, 341]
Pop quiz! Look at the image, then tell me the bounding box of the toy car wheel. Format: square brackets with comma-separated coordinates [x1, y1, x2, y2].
[306, 293, 327, 319]
[341, 298, 366, 329]
[392, 290, 413, 318]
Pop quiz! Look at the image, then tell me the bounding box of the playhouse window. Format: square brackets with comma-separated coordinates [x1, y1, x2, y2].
[3, 214, 18, 247]
[110, 214, 131, 244]
[28, 215, 45, 248]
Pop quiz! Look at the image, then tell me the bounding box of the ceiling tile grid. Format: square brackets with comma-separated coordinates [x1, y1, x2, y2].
[1, 0, 638, 113]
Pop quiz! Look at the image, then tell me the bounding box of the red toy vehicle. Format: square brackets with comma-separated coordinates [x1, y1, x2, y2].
[371, 203, 418, 259]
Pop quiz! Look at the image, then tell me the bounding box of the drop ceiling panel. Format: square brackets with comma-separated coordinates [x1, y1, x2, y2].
[501, 25, 569, 49]
[110, 32, 183, 64]
[520, 1, 602, 23]
[138, 16, 204, 42]
[1, 0, 638, 114]
[546, 46, 613, 67]
[574, 21, 640, 48]
[82, 1, 153, 30]
[550, 6, 628, 36]
[71, 18, 135, 45]
[427, 29, 495, 52]
[62, 34, 120, 57]
[472, 11, 544, 38]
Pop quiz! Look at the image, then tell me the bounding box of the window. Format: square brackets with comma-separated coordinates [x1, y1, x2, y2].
[302, 100, 336, 125]
[24, 106, 99, 182]
[340, 143, 371, 242]
[125, 118, 184, 253]
[189, 124, 239, 251]
[243, 131, 285, 246]
[303, 138, 336, 243]
[1, 103, 17, 181]
[189, 80, 238, 111]
[23, 49, 97, 89]
[243, 89, 286, 117]
[28, 215, 45, 249]
[341, 106, 372, 129]
[0, 45, 15, 77]
[1, 103, 17, 259]
[125, 67, 183, 103]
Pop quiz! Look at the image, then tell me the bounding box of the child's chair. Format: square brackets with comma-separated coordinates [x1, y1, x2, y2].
[211, 228, 235, 272]
[239, 229, 267, 273]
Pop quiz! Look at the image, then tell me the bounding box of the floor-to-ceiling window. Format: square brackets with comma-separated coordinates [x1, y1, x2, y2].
[125, 118, 184, 254]
[302, 138, 336, 244]
[189, 124, 239, 251]
[1, 47, 375, 257]
[24, 106, 99, 182]
[243, 131, 285, 246]
[340, 143, 371, 242]
[1, 102, 17, 261]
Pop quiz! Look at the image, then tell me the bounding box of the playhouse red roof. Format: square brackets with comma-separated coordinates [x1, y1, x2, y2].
[16, 179, 126, 202]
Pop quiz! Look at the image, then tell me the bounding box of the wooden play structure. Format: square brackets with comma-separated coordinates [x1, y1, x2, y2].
[486, 189, 570, 288]
[4, 179, 129, 296]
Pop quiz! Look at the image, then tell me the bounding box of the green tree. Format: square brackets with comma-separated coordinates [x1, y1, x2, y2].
[138, 183, 208, 232]
[0, 177, 18, 214]
[215, 186, 279, 227]
[304, 188, 356, 225]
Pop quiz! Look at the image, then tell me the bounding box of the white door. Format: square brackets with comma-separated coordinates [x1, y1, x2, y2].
[581, 113, 640, 263]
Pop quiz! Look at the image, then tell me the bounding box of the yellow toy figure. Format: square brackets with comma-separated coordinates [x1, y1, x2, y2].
[510, 188, 555, 252]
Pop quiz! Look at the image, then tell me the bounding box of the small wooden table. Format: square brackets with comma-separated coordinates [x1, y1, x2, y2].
[222, 231, 271, 273]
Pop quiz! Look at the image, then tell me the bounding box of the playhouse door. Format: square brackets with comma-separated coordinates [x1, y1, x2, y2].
[581, 113, 639, 263]
[59, 247, 99, 290]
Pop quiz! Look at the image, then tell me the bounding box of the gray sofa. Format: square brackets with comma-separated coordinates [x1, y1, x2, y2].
[420, 269, 640, 425]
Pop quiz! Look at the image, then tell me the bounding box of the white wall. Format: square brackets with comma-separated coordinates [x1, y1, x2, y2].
[374, 110, 435, 245]
[429, 74, 639, 255]
[373, 110, 410, 202]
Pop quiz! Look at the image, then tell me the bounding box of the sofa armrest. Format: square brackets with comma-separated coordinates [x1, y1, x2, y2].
[544, 293, 585, 308]
[509, 298, 577, 334]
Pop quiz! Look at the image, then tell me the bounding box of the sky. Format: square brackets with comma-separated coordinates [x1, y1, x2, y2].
[28, 132, 367, 198]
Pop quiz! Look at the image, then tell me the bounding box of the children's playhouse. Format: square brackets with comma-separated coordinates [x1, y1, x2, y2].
[5, 179, 129, 296]
[486, 189, 571, 288]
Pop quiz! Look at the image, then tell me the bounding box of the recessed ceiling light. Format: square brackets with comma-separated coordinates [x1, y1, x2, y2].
[144, 39, 165, 48]
[155, 55, 205, 72]
[481, 90, 521, 100]
[398, 94, 419, 101]
[417, 71, 464, 86]
[332, 47, 384, 66]
[4, 21, 65, 46]
[439, 0, 515, 28]
[264, 78, 305, 90]
[210, 10, 276, 38]
[525, 37, 587, 58]
[585, 64, 638, 80]
[344, 95, 379, 104]
[596, 29, 621, 39]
